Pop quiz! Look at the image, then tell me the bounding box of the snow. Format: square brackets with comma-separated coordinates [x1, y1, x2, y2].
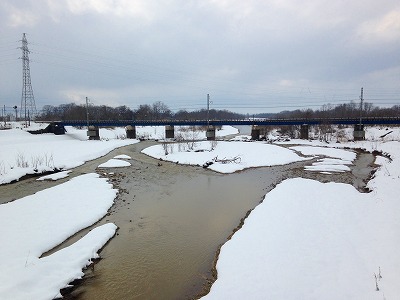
[203, 178, 391, 299]
[135, 125, 238, 140]
[274, 126, 400, 146]
[135, 126, 165, 139]
[37, 170, 71, 181]
[1, 122, 400, 299]
[215, 125, 239, 137]
[363, 126, 400, 142]
[203, 139, 400, 299]
[305, 158, 351, 172]
[0, 173, 118, 299]
[0, 123, 241, 298]
[290, 145, 356, 161]
[230, 135, 251, 141]
[98, 158, 131, 168]
[113, 154, 131, 159]
[290, 146, 356, 173]
[142, 141, 310, 173]
[0, 126, 139, 185]
[62, 126, 130, 141]
[0, 124, 238, 184]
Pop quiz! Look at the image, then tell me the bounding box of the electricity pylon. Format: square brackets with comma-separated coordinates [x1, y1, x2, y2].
[20, 33, 36, 123]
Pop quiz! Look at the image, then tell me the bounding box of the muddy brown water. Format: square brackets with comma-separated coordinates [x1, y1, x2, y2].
[0, 141, 376, 300]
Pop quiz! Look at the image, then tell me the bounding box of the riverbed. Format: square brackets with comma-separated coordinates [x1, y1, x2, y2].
[0, 141, 376, 299]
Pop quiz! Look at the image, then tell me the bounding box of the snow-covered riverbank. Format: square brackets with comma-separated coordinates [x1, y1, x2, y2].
[0, 173, 118, 299]
[0, 126, 138, 184]
[0, 124, 238, 184]
[202, 132, 400, 299]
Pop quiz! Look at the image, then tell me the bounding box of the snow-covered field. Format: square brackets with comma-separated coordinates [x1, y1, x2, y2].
[1, 123, 399, 299]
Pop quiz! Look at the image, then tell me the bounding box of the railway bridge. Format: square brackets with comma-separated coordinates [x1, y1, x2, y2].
[37, 116, 400, 140]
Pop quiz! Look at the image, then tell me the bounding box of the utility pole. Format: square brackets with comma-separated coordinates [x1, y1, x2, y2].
[359, 87, 364, 125]
[86, 97, 90, 127]
[206, 94, 213, 127]
[19, 33, 36, 126]
[207, 94, 210, 128]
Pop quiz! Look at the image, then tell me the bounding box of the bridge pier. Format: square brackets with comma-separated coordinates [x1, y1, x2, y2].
[353, 124, 365, 141]
[126, 125, 136, 139]
[206, 126, 216, 140]
[251, 126, 260, 140]
[300, 124, 309, 140]
[87, 126, 100, 140]
[165, 125, 175, 139]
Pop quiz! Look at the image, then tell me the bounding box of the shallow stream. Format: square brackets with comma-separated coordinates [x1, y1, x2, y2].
[0, 141, 376, 299]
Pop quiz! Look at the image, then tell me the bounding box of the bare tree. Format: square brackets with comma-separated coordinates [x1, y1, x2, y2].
[152, 101, 172, 120]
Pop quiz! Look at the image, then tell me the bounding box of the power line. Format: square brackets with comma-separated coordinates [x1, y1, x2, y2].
[2, 35, 399, 114]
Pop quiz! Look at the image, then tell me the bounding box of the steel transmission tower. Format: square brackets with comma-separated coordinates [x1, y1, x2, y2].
[20, 33, 36, 122]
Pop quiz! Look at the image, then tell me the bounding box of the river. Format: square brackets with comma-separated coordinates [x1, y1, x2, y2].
[0, 140, 376, 299]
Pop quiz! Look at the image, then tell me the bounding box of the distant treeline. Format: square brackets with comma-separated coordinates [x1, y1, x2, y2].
[36, 100, 400, 121]
[255, 101, 400, 119]
[36, 101, 244, 121]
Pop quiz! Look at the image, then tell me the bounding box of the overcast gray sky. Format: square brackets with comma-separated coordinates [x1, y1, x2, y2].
[0, 0, 399, 114]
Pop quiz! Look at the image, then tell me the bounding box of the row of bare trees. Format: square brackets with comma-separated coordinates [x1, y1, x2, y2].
[36, 99, 399, 122]
[38, 103, 134, 121]
[258, 102, 400, 119]
[36, 101, 244, 121]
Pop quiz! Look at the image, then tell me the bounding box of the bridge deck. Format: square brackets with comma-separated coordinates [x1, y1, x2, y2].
[57, 117, 400, 127]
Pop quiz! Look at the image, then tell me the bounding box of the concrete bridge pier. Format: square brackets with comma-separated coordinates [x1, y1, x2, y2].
[353, 124, 365, 141]
[251, 126, 260, 140]
[165, 125, 175, 139]
[206, 126, 216, 140]
[87, 126, 100, 140]
[300, 124, 309, 140]
[126, 125, 136, 139]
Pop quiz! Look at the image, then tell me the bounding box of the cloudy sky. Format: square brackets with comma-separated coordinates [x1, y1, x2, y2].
[0, 0, 399, 114]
